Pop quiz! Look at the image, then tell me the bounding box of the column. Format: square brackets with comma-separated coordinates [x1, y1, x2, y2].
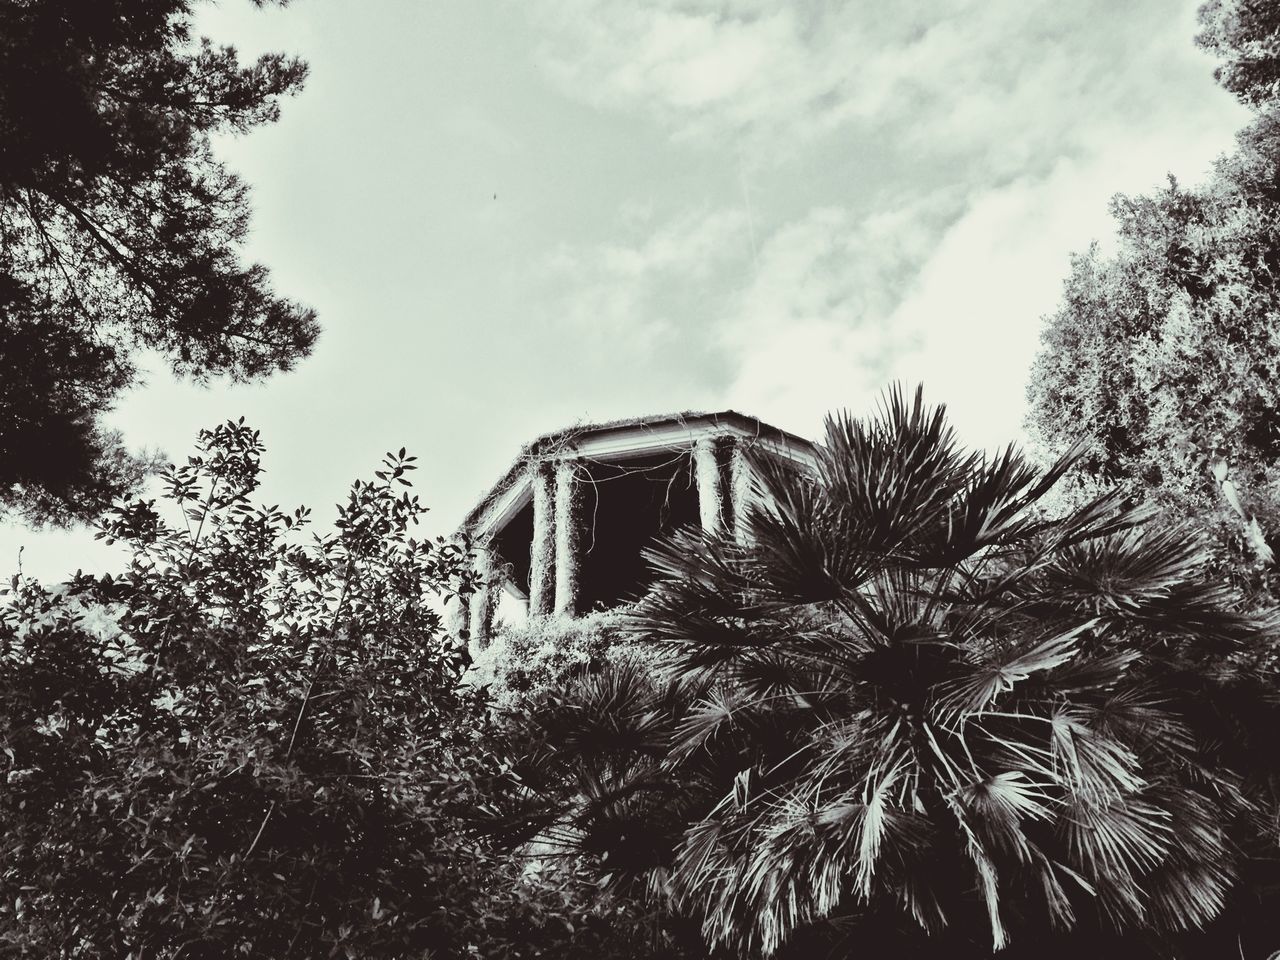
[528, 461, 555, 616]
[468, 543, 496, 650]
[553, 458, 583, 616]
[693, 436, 724, 535]
[729, 439, 753, 543]
[445, 590, 471, 645]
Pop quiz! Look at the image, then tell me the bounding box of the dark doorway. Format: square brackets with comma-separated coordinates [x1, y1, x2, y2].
[577, 450, 700, 611]
[491, 499, 534, 597]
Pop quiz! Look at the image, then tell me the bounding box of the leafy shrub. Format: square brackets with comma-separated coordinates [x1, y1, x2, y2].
[468, 608, 661, 710]
[0, 422, 690, 959]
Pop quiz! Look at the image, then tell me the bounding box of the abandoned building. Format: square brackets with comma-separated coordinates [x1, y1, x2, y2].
[453, 411, 816, 648]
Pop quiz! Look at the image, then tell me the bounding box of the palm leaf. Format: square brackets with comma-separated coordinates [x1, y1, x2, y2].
[934, 620, 1095, 721]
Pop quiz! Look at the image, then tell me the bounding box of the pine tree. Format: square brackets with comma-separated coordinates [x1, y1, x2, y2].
[0, 0, 317, 524]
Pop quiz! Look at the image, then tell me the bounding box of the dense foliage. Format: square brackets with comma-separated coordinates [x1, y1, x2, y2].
[0, 423, 692, 959]
[6, 1, 1279, 957]
[0, 0, 317, 525]
[467, 608, 659, 709]
[1198, 0, 1280, 109]
[500, 388, 1280, 959]
[1027, 0, 1280, 600]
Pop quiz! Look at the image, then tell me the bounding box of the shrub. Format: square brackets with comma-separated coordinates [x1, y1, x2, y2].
[468, 608, 661, 710]
[0, 422, 693, 959]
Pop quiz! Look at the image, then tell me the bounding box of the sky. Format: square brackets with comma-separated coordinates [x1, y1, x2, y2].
[1, 0, 1252, 582]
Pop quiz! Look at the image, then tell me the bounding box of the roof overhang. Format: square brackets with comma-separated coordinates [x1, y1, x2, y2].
[460, 410, 816, 542]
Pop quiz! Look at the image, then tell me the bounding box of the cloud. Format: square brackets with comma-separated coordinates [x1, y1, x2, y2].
[525, 2, 835, 140]
[521, 0, 1236, 169]
[716, 196, 961, 421]
[864, 164, 1125, 452]
[537, 107, 1239, 454]
[537, 207, 752, 355]
[520, 0, 1249, 452]
[535, 192, 964, 428]
[724, 131, 1234, 452]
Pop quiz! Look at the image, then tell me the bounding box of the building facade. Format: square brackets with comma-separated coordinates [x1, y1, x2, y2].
[453, 411, 815, 648]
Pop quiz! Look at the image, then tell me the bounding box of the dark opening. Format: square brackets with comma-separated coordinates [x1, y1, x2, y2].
[578, 450, 700, 611]
[491, 499, 534, 597]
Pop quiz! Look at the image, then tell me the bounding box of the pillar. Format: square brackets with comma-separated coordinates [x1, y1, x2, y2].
[468, 543, 497, 650]
[553, 459, 583, 616]
[446, 589, 471, 645]
[694, 436, 724, 535]
[729, 439, 753, 543]
[528, 461, 555, 616]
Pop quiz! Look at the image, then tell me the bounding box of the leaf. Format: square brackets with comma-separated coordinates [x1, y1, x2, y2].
[935, 620, 1095, 721]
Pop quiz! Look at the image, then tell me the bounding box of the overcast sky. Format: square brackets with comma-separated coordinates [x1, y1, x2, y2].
[2, 0, 1251, 581]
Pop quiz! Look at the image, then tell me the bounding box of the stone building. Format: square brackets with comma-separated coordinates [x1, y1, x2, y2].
[453, 411, 815, 648]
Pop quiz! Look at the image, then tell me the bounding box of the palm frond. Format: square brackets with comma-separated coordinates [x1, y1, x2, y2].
[1050, 707, 1146, 799]
[1060, 791, 1173, 880]
[501, 383, 1276, 956]
[668, 687, 749, 762]
[818, 385, 981, 559]
[746, 460, 872, 604]
[947, 796, 1009, 950]
[934, 620, 1095, 722]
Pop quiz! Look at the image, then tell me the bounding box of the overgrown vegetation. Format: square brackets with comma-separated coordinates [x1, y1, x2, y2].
[0, 424, 690, 958]
[468, 608, 658, 709]
[496, 388, 1280, 959]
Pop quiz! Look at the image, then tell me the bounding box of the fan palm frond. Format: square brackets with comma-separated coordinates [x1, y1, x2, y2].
[934, 620, 1095, 722]
[498, 385, 1280, 957]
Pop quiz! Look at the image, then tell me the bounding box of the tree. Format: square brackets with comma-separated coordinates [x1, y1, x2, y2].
[1027, 0, 1280, 601]
[0, 421, 481, 956]
[0, 422, 718, 959]
[500, 388, 1280, 958]
[1198, 0, 1280, 109]
[0, 0, 317, 525]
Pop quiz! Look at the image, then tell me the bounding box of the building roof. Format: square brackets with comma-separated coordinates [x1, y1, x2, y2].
[459, 410, 816, 539]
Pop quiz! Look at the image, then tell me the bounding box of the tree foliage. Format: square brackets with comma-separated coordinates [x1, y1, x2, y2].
[1028, 0, 1280, 600]
[0, 423, 692, 959]
[0, 0, 317, 525]
[1199, 0, 1280, 109]
[500, 388, 1280, 958]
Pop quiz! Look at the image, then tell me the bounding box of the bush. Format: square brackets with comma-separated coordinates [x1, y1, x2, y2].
[467, 608, 661, 710]
[0, 422, 693, 959]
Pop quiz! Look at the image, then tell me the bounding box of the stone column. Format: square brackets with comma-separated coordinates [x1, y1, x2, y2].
[729, 439, 753, 543]
[693, 436, 724, 535]
[528, 461, 555, 616]
[468, 543, 497, 650]
[445, 589, 471, 646]
[553, 459, 583, 616]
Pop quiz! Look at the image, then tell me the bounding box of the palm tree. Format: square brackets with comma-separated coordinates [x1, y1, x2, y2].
[498, 386, 1280, 958]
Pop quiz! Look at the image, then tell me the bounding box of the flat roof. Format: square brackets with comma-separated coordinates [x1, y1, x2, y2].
[459, 410, 815, 538]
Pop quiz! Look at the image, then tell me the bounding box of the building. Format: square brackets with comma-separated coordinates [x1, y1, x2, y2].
[453, 411, 816, 648]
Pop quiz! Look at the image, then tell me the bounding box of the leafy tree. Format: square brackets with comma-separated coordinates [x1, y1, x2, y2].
[0, 423, 694, 959]
[500, 388, 1280, 958]
[1028, 0, 1280, 600]
[0, 0, 317, 525]
[1198, 0, 1280, 109]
